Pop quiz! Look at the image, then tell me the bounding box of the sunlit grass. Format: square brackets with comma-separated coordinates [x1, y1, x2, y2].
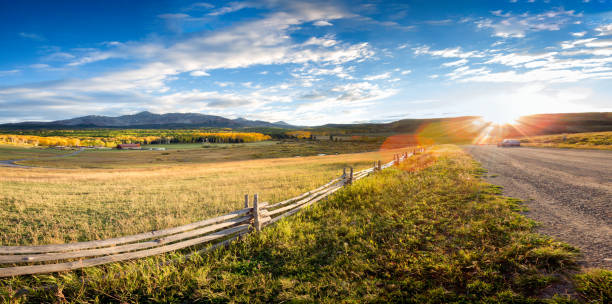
[0, 147, 405, 246]
[1, 145, 587, 303]
[14, 140, 385, 168]
[0, 144, 68, 161]
[520, 131, 612, 150]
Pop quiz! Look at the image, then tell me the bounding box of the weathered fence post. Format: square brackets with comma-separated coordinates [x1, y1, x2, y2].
[347, 167, 353, 185]
[244, 194, 249, 209]
[253, 194, 261, 232]
[377, 160, 381, 171]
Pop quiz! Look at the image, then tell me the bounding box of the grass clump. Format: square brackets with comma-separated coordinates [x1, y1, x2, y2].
[1, 145, 583, 303]
[574, 269, 612, 303]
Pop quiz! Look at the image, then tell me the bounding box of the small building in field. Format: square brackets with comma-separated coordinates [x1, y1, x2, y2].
[117, 143, 141, 150]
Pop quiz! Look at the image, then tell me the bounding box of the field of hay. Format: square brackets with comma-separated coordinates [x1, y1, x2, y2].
[0, 145, 407, 246]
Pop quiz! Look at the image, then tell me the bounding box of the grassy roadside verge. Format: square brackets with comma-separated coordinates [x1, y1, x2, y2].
[520, 132, 612, 150]
[1, 145, 609, 303]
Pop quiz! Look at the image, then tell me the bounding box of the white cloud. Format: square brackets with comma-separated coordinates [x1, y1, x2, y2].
[561, 38, 597, 49]
[68, 51, 117, 66]
[442, 58, 468, 67]
[313, 20, 333, 26]
[445, 66, 489, 80]
[595, 23, 612, 36]
[400, 70, 411, 75]
[485, 52, 557, 67]
[363, 72, 391, 80]
[476, 8, 579, 38]
[0, 2, 377, 122]
[214, 81, 234, 87]
[306, 66, 353, 79]
[208, 2, 251, 16]
[414, 46, 483, 58]
[329, 81, 397, 102]
[242, 82, 262, 89]
[302, 36, 338, 47]
[0, 69, 20, 76]
[190, 70, 210, 77]
[571, 31, 587, 37]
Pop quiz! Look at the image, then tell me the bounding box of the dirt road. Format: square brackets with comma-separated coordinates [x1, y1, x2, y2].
[464, 145, 611, 269]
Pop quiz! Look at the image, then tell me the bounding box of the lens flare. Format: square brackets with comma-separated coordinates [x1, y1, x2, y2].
[481, 113, 519, 126]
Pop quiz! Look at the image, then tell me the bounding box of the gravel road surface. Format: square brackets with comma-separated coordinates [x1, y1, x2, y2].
[464, 145, 611, 269]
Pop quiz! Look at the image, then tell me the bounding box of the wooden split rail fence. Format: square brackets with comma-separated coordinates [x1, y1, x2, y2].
[0, 148, 424, 277]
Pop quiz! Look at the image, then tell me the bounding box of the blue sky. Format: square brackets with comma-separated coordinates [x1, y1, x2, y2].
[1, 0, 611, 125]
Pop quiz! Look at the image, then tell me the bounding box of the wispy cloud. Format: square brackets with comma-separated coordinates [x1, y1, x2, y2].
[414, 46, 484, 58]
[18, 32, 44, 41]
[442, 58, 468, 67]
[0, 1, 378, 122]
[363, 72, 391, 80]
[0, 69, 20, 76]
[2, 0, 611, 124]
[208, 2, 251, 16]
[313, 20, 333, 26]
[476, 8, 580, 38]
[595, 23, 612, 36]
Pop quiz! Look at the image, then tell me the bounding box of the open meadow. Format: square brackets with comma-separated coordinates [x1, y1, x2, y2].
[0, 145, 67, 161]
[4, 0, 612, 301]
[7, 139, 384, 169]
[2, 145, 609, 303]
[0, 141, 402, 246]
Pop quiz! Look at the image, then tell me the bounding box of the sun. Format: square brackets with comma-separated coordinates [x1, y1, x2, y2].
[481, 113, 520, 126]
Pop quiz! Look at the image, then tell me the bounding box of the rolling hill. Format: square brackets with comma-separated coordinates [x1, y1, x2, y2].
[0, 111, 295, 129]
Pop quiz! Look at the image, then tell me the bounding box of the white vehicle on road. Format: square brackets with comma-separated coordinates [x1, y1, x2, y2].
[497, 139, 521, 147]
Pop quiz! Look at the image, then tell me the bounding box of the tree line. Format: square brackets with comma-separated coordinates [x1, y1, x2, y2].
[0, 132, 271, 148]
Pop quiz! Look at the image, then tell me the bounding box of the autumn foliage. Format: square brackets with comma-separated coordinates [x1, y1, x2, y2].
[0, 131, 271, 148]
[285, 131, 312, 139]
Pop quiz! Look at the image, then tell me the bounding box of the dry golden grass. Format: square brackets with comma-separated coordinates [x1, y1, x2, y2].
[520, 131, 612, 150]
[0, 147, 410, 246]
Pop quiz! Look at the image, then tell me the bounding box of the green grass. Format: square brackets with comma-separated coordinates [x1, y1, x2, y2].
[141, 141, 279, 150]
[0, 148, 402, 246]
[17, 140, 384, 169]
[2, 145, 596, 303]
[574, 269, 612, 304]
[521, 132, 612, 150]
[0, 145, 68, 161]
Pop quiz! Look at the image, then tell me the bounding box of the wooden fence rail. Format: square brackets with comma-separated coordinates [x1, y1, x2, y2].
[0, 147, 424, 277]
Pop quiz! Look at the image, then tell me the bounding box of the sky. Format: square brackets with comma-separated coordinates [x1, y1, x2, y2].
[1, 0, 611, 125]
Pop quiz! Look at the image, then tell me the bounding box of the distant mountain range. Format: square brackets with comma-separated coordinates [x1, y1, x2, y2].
[0, 111, 296, 129]
[1, 112, 610, 138]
